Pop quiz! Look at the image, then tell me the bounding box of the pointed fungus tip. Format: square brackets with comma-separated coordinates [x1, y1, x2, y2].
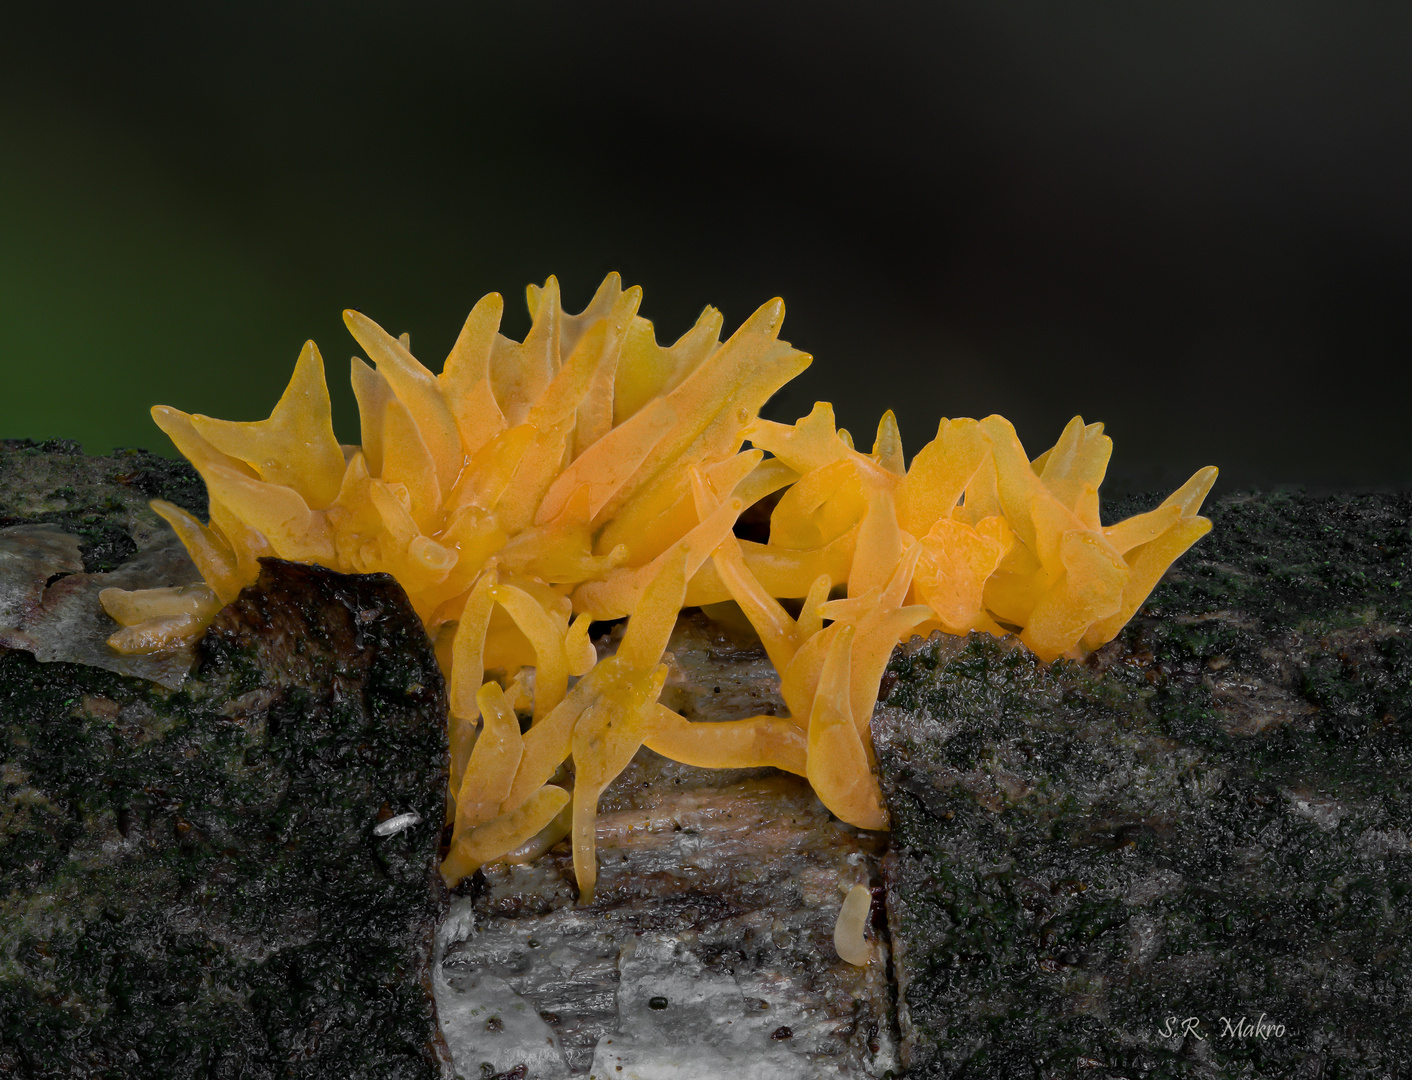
[759, 296, 786, 330]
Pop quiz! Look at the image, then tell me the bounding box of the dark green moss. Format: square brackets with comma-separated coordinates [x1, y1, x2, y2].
[877, 491, 1412, 1079]
[1, 559, 449, 1078]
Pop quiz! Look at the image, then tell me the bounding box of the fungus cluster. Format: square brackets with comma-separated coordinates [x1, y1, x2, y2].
[102, 275, 1215, 902]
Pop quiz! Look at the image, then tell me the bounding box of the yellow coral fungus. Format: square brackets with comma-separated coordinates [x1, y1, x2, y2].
[105, 272, 1216, 902]
[698, 403, 1214, 833]
[743, 405, 1216, 663]
[105, 275, 811, 899]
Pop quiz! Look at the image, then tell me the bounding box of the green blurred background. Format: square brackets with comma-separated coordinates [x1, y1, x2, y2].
[2, 3, 1409, 493]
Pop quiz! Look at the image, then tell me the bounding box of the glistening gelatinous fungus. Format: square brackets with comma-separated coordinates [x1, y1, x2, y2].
[102, 275, 1216, 904]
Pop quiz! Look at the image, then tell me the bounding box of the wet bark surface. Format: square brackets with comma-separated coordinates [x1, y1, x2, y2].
[1, 442, 451, 1080]
[7, 444, 1409, 1078]
[874, 491, 1412, 1079]
[0, 441, 208, 687]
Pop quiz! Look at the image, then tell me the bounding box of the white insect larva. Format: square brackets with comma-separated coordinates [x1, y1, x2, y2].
[372, 810, 423, 837]
[834, 882, 872, 966]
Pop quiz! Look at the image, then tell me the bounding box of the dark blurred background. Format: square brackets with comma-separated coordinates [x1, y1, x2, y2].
[2, 2, 1409, 494]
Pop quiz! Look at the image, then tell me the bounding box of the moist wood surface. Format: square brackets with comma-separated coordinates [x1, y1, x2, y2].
[436, 612, 898, 1079]
[874, 491, 1412, 1079]
[2, 442, 451, 1080]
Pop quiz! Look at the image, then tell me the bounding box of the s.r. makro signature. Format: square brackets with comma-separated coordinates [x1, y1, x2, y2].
[1158, 1014, 1287, 1041]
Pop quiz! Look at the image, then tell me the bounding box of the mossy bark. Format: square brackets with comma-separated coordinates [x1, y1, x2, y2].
[875, 491, 1412, 1079]
[1, 444, 451, 1079]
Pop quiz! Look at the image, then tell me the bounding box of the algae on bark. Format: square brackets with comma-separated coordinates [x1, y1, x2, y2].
[874, 491, 1412, 1079]
[1, 437, 451, 1079]
[0, 440, 208, 687]
[1, 558, 451, 1078]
